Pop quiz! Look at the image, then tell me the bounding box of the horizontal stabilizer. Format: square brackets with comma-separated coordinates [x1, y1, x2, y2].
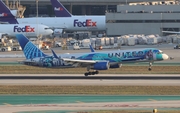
[51, 49, 59, 59]
[89, 45, 95, 52]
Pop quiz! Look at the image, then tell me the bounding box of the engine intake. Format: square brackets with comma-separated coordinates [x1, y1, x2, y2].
[110, 63, 122, 68]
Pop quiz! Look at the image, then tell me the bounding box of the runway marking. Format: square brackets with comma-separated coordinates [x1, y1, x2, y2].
[3, 103, 12, 106]
[76, 101, 84, 103]
[104, 104, 138, 107]
[148, 99, 157, 101]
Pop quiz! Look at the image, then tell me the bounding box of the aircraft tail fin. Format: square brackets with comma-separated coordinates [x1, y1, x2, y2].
[50, 0, 72, 17]
[15, 34, 47, 59]
[0, 0, 18, 24]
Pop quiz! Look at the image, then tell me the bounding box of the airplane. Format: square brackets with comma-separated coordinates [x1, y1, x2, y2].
[0, 24, 53, 37]
[0, 0, 106, 33]
[16, 34, 169, 76]
[0, 1, 53, 37]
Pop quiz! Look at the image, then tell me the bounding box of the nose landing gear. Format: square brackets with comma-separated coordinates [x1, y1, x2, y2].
[148, 62, 152, 71]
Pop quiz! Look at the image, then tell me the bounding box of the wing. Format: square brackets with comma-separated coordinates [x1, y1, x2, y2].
[62, 58, 97, 67]
[162, 31, 180, 34]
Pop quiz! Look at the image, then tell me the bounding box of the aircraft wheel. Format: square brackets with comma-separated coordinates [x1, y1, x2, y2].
[148, 68, 152, 71]
[84, 73, 88, 76]
[95, 71, 99, 74]
[2, 48, 5, 52]
[88, 72, 92, 75]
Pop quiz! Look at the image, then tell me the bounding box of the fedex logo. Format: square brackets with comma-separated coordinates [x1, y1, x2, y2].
[0, 13, 8, 17]
[14, 26, 35, 32]
[74, 19, 97, 27]
[54, 7, 63, 11]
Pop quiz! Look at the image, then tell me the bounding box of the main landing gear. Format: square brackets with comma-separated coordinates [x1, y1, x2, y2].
[84, 66, 99, 76]
[84, 70, 99, 76]
[148, 62, 152, 71]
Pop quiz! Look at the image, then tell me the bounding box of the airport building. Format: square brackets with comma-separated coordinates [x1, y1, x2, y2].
[3, 0, 163, 17]
[106, 1, 180, 36]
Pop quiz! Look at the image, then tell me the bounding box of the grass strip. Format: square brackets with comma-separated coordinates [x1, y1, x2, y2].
[0, 85, 180, 95]
[0, 65, 180, 74]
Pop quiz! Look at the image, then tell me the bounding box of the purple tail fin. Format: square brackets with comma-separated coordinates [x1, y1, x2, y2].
[0, 0, 15, 18]
[0, 0, 18, 24]
[50, 0, 72, 17]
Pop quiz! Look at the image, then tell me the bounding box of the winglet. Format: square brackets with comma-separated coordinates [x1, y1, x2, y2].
[50, 0, 72, 17]
[89, 44, 95, 52]
[51, 49, 59, 59]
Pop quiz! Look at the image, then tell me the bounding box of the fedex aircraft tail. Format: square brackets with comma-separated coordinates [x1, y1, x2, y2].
[50, 0, 72, 17]
[0, 0, 18, 24]
[16, 34, 47, 59]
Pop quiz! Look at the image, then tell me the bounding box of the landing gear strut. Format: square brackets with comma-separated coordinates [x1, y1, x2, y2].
[148, 62, 152, 71]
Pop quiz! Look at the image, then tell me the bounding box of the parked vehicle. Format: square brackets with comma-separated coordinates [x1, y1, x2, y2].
[174, 44, 180, 49]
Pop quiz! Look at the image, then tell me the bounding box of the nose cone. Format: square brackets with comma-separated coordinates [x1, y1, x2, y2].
[162, 54, 169, 60]
[49, 29, 54, 34]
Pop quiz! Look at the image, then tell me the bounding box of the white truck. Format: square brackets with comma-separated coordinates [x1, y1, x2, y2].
[0, 46, 11, 52]
[11, 46, 22, 51]
[73, 43, 80, 50]
[55, 41, 62, 47]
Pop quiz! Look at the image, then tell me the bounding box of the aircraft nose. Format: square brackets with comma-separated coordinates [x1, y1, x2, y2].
[49, 29, 53, 34]
[162, 54, 169, 60]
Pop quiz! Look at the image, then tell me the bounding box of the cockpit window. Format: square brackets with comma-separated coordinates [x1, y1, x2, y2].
[44, 28, 49, 30]
[157, 51, 163, 54]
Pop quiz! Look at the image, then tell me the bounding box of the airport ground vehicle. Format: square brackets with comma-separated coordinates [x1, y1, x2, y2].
[55, 41, 62, 47]
[0, 46, 11, 52]
[174, 44, 180, 49]
[95, 46, 103, 50]
[73, 44, 80, 50]
[0, 33, 12, 52]
[11, 46, 22, 51]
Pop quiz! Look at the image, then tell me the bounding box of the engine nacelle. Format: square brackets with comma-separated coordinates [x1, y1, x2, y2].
[91, 61, 109, 70]
[110, 63, 122, 68]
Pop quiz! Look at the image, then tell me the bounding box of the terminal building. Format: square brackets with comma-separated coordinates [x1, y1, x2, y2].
[3, 0, 164, 17]
[106, 1, 180, 36]
[3, 0, 180, 36]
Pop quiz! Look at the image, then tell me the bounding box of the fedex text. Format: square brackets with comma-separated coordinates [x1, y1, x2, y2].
[74, 19, 97, 27]
[54, 7, 63, 11]
[14, 26, 35, 32]
[0, 13, 7, 17]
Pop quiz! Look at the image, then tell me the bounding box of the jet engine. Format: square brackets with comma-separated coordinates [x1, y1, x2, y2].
[91, 61, 109, 70]
[110, 63, 122, 68]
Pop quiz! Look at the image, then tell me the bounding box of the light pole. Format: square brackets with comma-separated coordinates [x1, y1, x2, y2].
[36, 0, 39, 38]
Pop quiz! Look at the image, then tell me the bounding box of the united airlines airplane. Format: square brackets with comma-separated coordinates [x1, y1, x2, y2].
[16, 34, 169, 76]
[0, 0, 106, 32]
